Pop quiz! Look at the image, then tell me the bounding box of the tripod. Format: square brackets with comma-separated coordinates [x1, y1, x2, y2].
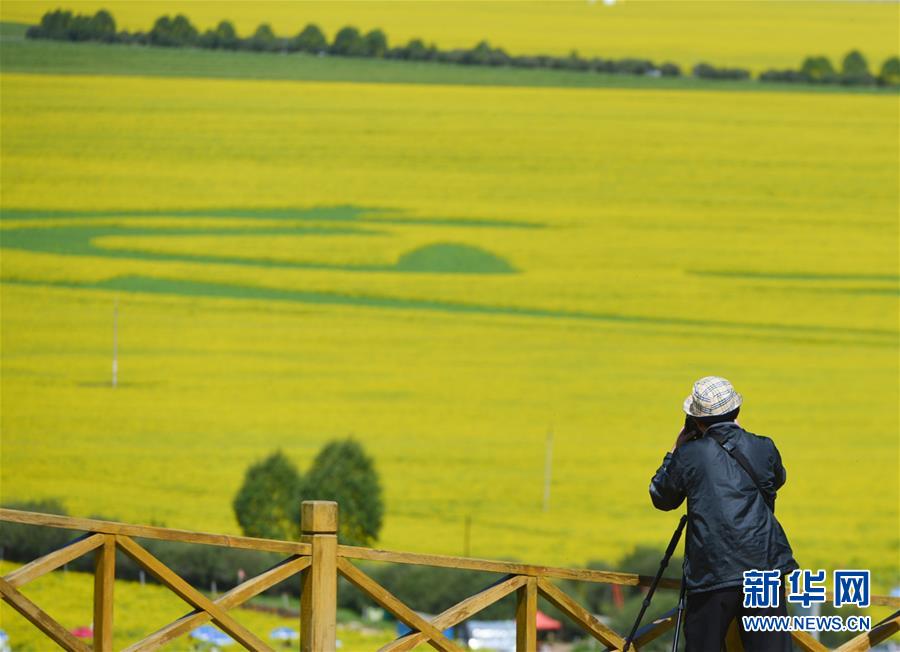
[623, 514, 687, 652]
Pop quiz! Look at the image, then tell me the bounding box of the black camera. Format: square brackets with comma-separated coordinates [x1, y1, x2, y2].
[683, 415, 702, 440]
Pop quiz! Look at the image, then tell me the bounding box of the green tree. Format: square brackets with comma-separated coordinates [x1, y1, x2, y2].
[39, 9, 74, 38]
[300, 439, 384, 546]
[880, 56, 900, 85]
[800, 55, 835, 82]
[248, 23, 279, 52]
[170, 14, 198, 45]
[201, 20, 239, 50]
[88, 10, 116, 42]
[404, 38, 429, 60]
[363, 29, 388, 57]
[841, 49, 869, 76]
[291, 23, 327, 53]
[149, 14, 198, 47]
[233, 450, 303, 540]
[330, 26, 366, 56]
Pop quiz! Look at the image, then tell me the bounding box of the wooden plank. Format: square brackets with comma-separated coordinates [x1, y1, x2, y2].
[791, 630, 829, 652]
[301, 501, 338, 652]
[339, 544, 680, 591]
[630, 607, 677, 648]
[0, 508, 310, 555]
[537, 577, 627, 649]
[93, 535, 115, 652]
[834, 611, 900, 652]
[0, 577, 91, 652]
[115, 534, 273, 651]
[382, 575, 526, 652]
[123, 555, 310, 652]
[516, 576, 537, 652]
[4, 532, 105, 588]
[337, 557, 464, 652]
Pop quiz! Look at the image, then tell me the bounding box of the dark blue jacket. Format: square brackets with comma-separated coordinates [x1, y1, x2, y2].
[649, 421, 798, 593]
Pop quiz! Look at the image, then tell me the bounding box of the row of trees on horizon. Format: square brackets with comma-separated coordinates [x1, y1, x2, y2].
[26, 8, 900, 87]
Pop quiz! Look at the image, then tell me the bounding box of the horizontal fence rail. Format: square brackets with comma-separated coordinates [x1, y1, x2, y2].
[1, 504, 897, 651]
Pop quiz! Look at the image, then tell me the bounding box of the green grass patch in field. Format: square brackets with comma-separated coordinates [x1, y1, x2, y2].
[395, 242, 516, 274]
[1, 22, 895, 95]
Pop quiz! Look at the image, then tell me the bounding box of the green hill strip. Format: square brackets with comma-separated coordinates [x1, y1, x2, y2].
[4, 276, 895, 346]
[1, 22, 894, 95]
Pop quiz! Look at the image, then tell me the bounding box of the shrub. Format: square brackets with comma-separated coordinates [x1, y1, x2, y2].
[0, 498, 72, 562]
[759, 68, 810, 83]
[405, 38, 433, 61]
[614, 58, 656, 75]
[659, 62, 681, 77]
[591, 58, 616, 74]
[511, 55, 540, 69]
[374, 564, 514, 620]
[693, 62, 750, 80]
[462, 41, 509, 66]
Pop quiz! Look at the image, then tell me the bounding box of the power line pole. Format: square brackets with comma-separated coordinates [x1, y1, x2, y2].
[112, 297, 118, 388]
[543, 427, 553, 512]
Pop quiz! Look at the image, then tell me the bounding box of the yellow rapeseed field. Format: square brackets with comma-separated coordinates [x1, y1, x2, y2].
[1, 70, 896, 600]
[1, 0, 899, 72]
[0, 561, 393, 651]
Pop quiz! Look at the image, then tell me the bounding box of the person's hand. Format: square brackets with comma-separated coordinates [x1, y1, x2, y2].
[671, 426, 695, 453]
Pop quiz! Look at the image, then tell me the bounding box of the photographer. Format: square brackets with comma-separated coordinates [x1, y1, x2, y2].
[649, 376, 798, 651]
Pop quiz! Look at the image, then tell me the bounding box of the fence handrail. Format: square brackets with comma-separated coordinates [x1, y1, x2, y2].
[338, 544, 679, 589]
[2, 505, 898, 652]
[3, 507, 898, 606]
[0, 508, 671, 589]
[0, 508, 310, 555]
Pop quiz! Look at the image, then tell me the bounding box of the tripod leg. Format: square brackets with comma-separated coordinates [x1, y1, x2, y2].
[671, 575, 687, 652]
[623, 515, 688, 651]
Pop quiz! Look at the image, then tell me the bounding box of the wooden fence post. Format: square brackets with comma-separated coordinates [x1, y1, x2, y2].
[516, 577, 537, 651]
[93, 535, 115, 651]
[300, 501, 338, 652]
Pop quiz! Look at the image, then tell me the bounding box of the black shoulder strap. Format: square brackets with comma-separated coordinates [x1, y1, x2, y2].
[707, 431, 775, 512]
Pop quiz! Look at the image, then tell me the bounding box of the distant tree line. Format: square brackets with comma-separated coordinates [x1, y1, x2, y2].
[26, 9, 685, 78]
[26, 8, 900, 87]
[760, 51, 900, 87]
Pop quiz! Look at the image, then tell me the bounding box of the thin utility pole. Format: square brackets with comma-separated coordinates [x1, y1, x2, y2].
[112, 297, 118, 388]
[543, 427, 553, 512]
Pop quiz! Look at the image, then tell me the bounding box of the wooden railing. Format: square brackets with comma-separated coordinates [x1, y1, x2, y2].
[1, 502, 897, 651]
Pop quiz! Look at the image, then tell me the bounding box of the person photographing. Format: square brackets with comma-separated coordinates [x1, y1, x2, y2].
[649, 376, 798, 651]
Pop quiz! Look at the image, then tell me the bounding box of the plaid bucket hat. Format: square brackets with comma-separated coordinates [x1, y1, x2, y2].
[683, 376, 742, 417]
